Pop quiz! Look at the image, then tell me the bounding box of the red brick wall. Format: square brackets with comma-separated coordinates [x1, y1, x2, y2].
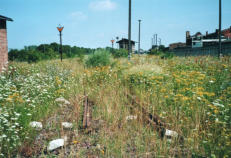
[0, 28, 8, 72]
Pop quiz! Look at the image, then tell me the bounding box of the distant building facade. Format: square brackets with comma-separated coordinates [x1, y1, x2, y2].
[0, 15, 13, 72]
[186, 26, 231, 48]
[168, 26, 231, 55]
[168, 26, 231, 56]
[116, 38, 136, 53]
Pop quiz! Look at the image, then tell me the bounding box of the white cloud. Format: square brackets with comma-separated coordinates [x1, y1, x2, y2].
[89, 0, 117, 11]
[69, 11, 87, 20]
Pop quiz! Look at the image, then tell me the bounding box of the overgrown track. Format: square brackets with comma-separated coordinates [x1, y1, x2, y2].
[82, 96, 93, 130]
[127, 93, 184, 144]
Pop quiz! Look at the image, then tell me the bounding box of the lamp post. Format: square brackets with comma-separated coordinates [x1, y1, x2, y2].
[218, 0, 222, 58]
[138, 20, 141, 54]
[57, 24, 64, 62]
[128, 0, 132, 60]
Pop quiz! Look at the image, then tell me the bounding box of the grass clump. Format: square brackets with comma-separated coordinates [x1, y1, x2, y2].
[85, 49, 112, 68]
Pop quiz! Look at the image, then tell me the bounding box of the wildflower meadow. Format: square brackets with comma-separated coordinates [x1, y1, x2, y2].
[0, 54, 230, 157]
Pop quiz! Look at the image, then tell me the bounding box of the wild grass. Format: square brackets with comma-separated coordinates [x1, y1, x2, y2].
[0, 55, 230, 157]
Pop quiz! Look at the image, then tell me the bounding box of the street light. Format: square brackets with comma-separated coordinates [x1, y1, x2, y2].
[57, 24, 64, 62]
[218, 0, 222, 58]
[128, 0, 132, 60]
[138, 20, 141, 54]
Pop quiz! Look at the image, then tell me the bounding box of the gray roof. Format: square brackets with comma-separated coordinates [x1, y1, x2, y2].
[0, 15, 13, 21]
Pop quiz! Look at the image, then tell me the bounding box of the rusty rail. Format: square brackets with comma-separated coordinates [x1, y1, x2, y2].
[82, 96, 92, 129]
[127, 94, 184, 143]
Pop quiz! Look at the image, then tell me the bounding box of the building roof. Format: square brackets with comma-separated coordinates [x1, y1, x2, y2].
[116, 38, 135, 44]
[0, 15, 13, 21]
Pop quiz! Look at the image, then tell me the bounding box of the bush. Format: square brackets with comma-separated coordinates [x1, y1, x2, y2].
[27, 51, 41, 63]
[147, 49, 174, 59]
[159, 52, 174, 59]
[112, 49, 128, 58]
[85, 49, 111, 67]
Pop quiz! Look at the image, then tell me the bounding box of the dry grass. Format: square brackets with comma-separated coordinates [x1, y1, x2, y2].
[12, 55, 231, 157]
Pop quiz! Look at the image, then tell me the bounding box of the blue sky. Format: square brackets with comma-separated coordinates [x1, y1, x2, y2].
[1, 0, 231, 50]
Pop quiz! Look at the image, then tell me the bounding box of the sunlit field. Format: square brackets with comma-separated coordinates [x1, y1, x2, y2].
[0, 55, 230, 157]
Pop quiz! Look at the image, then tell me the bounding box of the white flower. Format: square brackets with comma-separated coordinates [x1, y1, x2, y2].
[212, 102, 224, 108]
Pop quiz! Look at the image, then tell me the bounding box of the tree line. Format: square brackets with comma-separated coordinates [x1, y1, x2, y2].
[8, 42, 95, 63]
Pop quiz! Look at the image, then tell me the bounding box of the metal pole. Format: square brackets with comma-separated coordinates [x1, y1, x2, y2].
[156, 34, 158, 46]
[59, 31, 63, 62]
[159, 38, 161, 46]
[138, 20, 141, 54]
[218, 0, 222, 58]
[128, 0, 132, 60]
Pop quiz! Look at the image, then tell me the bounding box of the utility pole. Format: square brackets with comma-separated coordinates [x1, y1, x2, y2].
[218, 0, 222, 58]
[156, 34, 158, 46]
[128, 0, 132, 60]
[138, 20, 141, 54]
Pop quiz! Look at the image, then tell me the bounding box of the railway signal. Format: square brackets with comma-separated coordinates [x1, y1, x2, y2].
[57, 24, 64, 62]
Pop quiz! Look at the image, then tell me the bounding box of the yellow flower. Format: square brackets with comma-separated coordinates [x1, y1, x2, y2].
[73, 140, 78, 144]
[55, 76, 62, 85]
[6, 98, 13, 102]
[196, 91, 204, 97]
[182, 96, 189, 101]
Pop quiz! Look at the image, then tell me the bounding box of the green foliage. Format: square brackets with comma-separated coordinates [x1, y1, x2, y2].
[159, 52, 174, 59]
[112, 49, 128, 58]
[85, 49, 112, 67]
[148, 49, 174, 59]
[8, 43, 94, 63]
[147, 49, 159, 55]
[27, 50, 41, 63]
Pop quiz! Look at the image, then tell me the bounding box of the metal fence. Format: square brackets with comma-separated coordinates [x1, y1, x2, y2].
[172, 45, 231, 57]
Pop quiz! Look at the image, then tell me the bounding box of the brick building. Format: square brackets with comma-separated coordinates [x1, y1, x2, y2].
[0, 15, 13, 72]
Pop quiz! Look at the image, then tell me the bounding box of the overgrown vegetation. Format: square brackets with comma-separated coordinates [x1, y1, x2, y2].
[111, 49, 128, 58]
[85, 49, 112, 67]
[148, 48, 174, 59]
[0, 55, 230, 157]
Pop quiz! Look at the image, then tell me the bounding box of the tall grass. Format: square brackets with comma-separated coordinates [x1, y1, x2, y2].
[0, 55, 230, 157]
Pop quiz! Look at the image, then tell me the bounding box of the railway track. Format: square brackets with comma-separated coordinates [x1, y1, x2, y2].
[127, 93, 185, 143]
[82, 96, 93, 129]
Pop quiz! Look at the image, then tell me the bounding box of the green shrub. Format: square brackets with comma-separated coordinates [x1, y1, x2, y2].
[27, 51, 41, 63]
[148, 49, 174, 59]
[85, 49, 111, 67]
[112, 49, 128, 58]
[158, 52, 174, 59]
